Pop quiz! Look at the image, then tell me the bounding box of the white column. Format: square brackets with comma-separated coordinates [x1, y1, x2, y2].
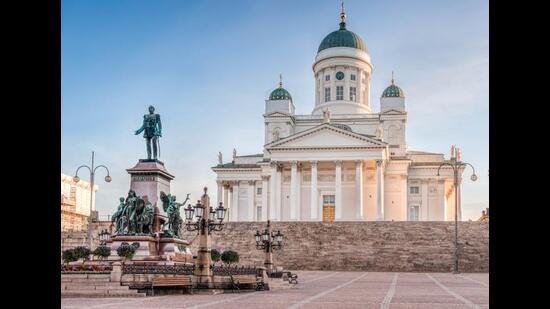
[248, 181, 255, 222]
[355, 160, 364, 220]
[439, 180, 446, 221]
[376, 160, 385, 220]
[310, 161, 318, 220]
[231, 181, 240, 221]
[290, 161, 297, 220]
[421, 181, 429, 221]
[344, 66, 350, 101]
[276, 165, 282, 220]
[261, 176, 269, 221]
[269, 162, 277, 220]
[357, 69, 363, 105]
[216, 180, 223, 204]
[296, 163, 301, 220]
[227, 187, 233, 222]
[223, 183, 229, 218]
[335, 160, 342, 220]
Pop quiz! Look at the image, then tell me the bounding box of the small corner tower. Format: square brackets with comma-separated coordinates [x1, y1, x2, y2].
[380, 71, 405, 112]
[265, 74, 295, 115]
[264, 75, 296, 146]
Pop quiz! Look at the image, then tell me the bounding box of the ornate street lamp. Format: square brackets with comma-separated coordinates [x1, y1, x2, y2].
[437, 146, 477, 274]
[73, 151, 112, 249]
[254, 220, 284, 273]
[98, 229, 110, 246]
[184, 187, 226, 286]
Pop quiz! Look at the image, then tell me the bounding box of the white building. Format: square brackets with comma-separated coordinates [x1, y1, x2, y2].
[212, 8, 465, 222]
[61, 173, 98, 217]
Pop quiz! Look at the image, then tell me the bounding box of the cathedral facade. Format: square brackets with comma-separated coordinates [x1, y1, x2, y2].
[212, 8, 464, 222]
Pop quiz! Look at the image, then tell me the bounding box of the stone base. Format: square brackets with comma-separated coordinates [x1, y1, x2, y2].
[108, 235, 190, 261]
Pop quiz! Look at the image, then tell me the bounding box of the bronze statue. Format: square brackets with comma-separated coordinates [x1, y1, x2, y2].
[160, 191, 190, 238]
[135, 105, 162, 160]
[111, 197, 127, 233]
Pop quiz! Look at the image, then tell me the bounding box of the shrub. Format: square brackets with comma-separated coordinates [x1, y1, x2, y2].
[117, 243, 136, 261]
[73, 246, 92, 261]
[62, 249, 78, 264]
[221, 250, 239, 265]
[211, 249, 221, 263]
[93, 246, 111, 260]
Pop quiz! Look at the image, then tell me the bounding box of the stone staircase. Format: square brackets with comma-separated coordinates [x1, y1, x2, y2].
[61, 274, 145, 298]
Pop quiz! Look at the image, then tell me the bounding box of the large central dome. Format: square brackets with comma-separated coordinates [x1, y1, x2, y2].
[318, 22, 367, 53]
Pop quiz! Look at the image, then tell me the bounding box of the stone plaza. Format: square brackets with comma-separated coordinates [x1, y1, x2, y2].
[61, 271, 488, 309]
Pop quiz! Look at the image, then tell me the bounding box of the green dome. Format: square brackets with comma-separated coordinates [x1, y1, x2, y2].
[318, 22, 367, 53]
[381, 84, 405, 98]
[269, 87, 292, 100]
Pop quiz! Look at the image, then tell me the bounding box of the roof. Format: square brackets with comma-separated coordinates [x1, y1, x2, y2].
[269, 87, 292, 101]
[318, 21, 367, 53]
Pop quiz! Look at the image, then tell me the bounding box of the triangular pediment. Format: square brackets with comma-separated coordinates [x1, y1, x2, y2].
[380, 109, 406, 115]
[266, 123, 387, 150]
[264, 111, 293, 118]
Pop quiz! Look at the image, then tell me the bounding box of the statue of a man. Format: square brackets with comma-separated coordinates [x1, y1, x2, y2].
[135, 105, 162, 160]
[112, 197, 127, 234]
[218, 152, 223, 165]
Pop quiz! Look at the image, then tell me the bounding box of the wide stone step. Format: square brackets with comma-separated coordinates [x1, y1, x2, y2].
[64, 285, 132, 291]
[61, 277, 111, 283]
[61, 290, 145, 298]
[61, 274, 111, 279]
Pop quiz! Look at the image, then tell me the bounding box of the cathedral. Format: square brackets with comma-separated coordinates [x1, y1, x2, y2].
[212, 7, 464, 222]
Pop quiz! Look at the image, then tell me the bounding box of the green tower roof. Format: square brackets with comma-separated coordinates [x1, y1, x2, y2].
[381, 74, 405, 98]
[269, 75, 292, 100]
[318, 5, 367, 53]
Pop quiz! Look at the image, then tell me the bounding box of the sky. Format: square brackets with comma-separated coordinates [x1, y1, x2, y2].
[61, 0, 488, 221]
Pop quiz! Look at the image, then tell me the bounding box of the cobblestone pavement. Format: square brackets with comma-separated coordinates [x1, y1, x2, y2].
[61, 271, 489, 309]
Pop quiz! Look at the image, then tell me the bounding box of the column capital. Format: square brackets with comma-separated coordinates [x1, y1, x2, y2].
[290, 161, 298, 167]
[355, 160, 363, 166]
[248, 180, 256, 185]
[270, 160, 278, 168]
[216, 180, 223, 184]
[335, 160, 343, 167]
[310, 160, 318, 167]
[261, 175, 270, 181]
[232, 180, 240, 186]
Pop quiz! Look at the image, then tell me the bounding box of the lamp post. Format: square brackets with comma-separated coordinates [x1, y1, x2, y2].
[254, 220, 283, 274]
[73, 151, 112, 249]
[184, 187, 226, 286]
[98, 229, 110, 246]
[436, 146, 477, 274]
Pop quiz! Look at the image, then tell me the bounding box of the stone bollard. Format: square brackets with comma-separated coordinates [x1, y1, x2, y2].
[110, 262, 122, 282]
[258, 266, 268, 279]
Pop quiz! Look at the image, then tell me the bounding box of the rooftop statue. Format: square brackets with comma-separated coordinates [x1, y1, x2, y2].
[135, 105, 162, 160]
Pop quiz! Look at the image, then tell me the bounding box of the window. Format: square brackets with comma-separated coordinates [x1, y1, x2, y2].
[324, 87, 331, 102]
[409, 186, 419, 194]
[350, 87, 357, 102]
[409, 205, 419, 221]
[336, 86, 344, 100]
[323, 195, 335, 205]
[257, 188, 262, 195]
[351, 74, 356, 81]
[257, 206, 262, 221]
[325, 75, 330, 81]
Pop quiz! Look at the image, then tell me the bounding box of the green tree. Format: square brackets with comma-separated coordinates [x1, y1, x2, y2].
[73, 246, 92, 265]
[117, 243, 136, 263]
[62, 249, 78, 265]
[93, 246, 111, 260]
[221, 250, 239, 265]
[211, 249, 221, 264]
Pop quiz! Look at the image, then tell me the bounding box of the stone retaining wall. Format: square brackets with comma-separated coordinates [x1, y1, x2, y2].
[182, 221, 489, 272]
[61, 221, 489, 272]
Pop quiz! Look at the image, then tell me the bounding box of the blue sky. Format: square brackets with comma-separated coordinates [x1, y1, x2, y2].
[61, 0, 488, 220]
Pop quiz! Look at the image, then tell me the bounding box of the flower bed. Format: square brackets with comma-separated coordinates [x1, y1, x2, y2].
[61, 264, 112, 273]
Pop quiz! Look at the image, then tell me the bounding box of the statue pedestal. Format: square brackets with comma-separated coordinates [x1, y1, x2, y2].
[107, 235, 190, 261]
[126, 159, 175, 211]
